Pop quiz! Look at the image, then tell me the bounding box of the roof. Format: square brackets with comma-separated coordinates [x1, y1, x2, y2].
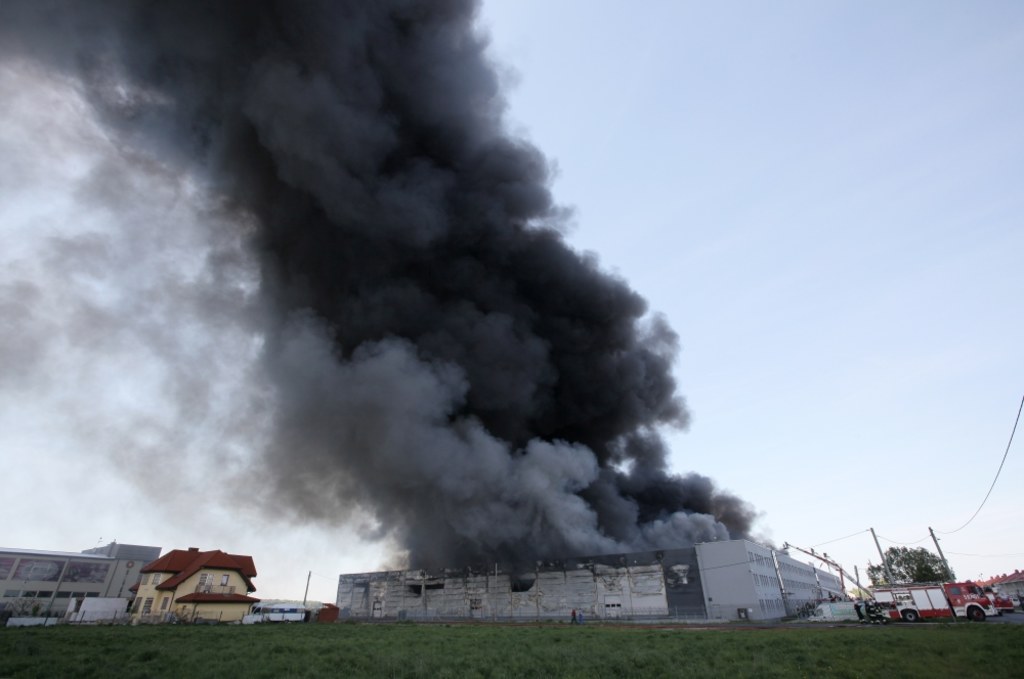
[980, 570, 1024, 587]
[141, 548, 258, 593]
[175, 592, 261, 604]
[0, 547, 113, 561]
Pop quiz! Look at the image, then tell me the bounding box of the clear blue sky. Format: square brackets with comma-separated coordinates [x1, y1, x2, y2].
[1, 1, 1021, 601]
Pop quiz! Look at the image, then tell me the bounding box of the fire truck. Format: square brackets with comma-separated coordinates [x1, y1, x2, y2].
[983, 586, 1016, 614]
[872, 581, 998, 622]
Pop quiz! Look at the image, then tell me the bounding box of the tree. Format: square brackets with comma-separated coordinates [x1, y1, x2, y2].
[867, 547, 954, 585]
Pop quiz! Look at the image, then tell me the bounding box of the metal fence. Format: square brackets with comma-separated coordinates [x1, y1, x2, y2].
[343, 605, 712, 624]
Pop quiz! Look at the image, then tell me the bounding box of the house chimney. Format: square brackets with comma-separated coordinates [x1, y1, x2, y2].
[188, 547, 199, 552]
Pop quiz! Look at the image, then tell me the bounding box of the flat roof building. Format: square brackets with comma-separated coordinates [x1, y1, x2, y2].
[0, 542, 160, 617]
[338, 548, 708, 621]
[337, 539, 852, 623]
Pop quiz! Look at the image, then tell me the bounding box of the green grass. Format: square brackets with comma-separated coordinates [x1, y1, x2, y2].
[1, 621, 1022, 678]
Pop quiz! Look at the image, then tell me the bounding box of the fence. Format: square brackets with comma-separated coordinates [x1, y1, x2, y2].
[345, 605, 712, 624]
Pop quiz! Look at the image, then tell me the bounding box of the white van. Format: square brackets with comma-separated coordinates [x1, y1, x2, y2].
[242, 603, 306, 624]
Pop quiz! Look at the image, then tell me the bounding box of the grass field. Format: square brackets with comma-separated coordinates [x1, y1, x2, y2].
[2, 621, 1022, 678]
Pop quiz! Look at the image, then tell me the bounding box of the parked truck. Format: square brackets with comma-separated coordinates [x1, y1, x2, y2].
[983, 586, 1015, 614]
[872, 581, 998, 622]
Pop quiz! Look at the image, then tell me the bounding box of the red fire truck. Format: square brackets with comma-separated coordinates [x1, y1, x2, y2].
[872, 581, 998, 622]
[983, 586, 1016, 614]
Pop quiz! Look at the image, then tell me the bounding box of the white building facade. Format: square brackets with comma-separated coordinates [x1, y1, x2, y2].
[775, 551, 822, 616]
[695, 539, 786, 621]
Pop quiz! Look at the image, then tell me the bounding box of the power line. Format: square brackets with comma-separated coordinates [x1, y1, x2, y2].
[876, 533, 930, 546]
[946, 551, 1024, 558]
[309, 571, 337, 581]
[811, 529, 869, 548]
[937, 393, 1024, 535]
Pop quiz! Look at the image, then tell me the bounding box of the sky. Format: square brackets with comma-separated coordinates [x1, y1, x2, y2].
[2, 0, 1023, 602]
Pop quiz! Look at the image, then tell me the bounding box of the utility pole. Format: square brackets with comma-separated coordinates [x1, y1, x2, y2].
[870, 528, 894, 584]
[929, 527, 953, 581]
[303, 570, 311, 607]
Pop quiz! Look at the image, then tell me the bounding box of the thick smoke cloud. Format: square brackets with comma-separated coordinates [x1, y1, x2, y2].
[0, 0, 755, 568]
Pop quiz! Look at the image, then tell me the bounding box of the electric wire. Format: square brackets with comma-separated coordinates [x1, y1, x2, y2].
[876, 533, 930, 546]
[811, 529, 869, 548]
[937, 393, 1024, 535]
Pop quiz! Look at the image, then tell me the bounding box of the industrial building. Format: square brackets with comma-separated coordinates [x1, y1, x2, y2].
[337, 539, 847, 622]
[0, 542, 161, 618]
[696, 540, 844, 620]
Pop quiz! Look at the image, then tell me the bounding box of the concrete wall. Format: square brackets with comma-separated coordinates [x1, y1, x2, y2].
[336, 541, 840, 622]
[337, 548, 706, 621]
[65, 596, 129, 623]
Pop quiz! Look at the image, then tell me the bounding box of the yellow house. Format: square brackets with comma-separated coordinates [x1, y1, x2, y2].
[131, 547, 259, 623]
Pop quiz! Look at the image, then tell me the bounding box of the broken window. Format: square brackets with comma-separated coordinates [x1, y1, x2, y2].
[511, 576, 535, 592]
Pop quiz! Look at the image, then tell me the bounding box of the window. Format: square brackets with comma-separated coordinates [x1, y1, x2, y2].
[199, 573, 214, 587]
[221, 574, 230, 586]
[140, 574, 150, 586]
[160, 597, 169, 610]
[37, 591, 52, 598]
[469, 598, 482, 611]
[4, 590, 21, 597]
[142, 598, 154, 615]
[151, 574, 161, 586]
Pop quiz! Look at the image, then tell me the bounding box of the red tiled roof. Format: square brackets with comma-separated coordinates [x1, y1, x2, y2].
[141, 548, 258, 592]
[978, 569, 1023, 587]
[175, 592, 261, 604]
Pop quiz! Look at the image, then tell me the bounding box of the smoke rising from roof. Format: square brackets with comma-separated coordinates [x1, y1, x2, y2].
[1, 1, 755, 568]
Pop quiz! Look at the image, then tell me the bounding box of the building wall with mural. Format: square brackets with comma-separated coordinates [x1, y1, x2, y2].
[0, 542, 160, 617]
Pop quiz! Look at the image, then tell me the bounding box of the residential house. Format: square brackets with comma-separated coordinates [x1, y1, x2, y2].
[980, 569, 1024, 604]
[132, 547, 259, 623]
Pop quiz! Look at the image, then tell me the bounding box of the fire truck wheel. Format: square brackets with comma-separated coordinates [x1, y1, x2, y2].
[966, 606, 986, 622]
[901, 610, 920, 623]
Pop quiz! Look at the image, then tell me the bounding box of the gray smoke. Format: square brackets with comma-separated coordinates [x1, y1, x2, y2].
[1, 0, 755, 568]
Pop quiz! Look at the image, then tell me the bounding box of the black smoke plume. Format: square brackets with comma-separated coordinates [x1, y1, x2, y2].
[0, 0, 754, 567]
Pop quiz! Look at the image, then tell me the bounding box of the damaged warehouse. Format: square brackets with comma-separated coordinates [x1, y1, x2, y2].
[337, 540, 844, 622]
[337, 547, 707, 621]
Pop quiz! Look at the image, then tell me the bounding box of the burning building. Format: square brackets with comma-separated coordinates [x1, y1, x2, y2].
[338, 548, 706, 621]
[337, 540, 845, 622]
